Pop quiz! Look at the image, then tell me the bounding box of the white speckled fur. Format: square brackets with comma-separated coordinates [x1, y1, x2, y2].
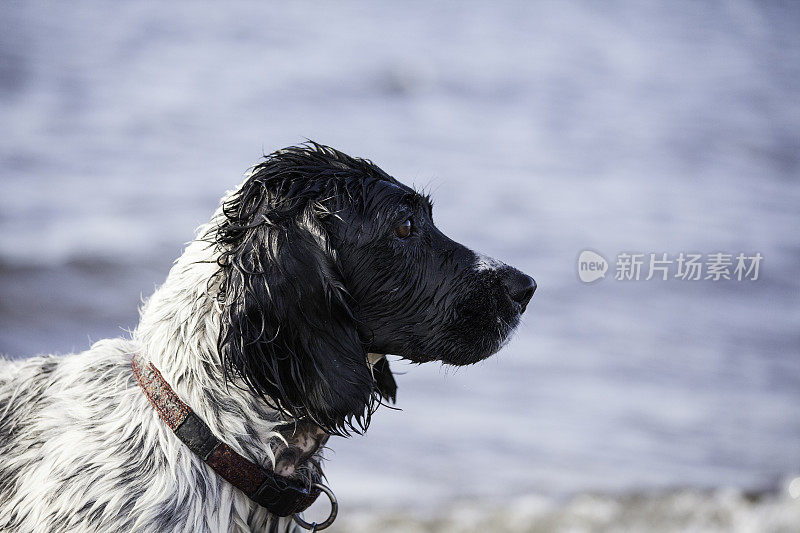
[474, 251, 504, 273]
[0, 177, 306, 533]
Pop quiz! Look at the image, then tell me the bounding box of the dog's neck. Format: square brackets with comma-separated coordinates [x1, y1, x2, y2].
[135, 217, 319, 472]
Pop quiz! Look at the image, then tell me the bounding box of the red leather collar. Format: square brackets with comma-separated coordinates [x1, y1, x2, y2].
[131, 356, 321, 517]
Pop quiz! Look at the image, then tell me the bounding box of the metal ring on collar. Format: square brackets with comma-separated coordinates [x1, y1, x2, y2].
[292, 483, 338, 531]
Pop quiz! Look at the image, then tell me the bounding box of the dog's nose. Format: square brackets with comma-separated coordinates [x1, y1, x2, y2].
[503, 270, 536, 313]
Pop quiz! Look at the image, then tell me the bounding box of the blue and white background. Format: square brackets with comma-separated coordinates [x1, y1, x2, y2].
[1, 2, 798, 530]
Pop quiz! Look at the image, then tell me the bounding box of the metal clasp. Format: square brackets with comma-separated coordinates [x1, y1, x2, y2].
[292, 482, 338, 531]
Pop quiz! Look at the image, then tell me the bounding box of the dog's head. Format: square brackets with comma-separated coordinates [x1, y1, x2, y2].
[214, 143, 535, 435]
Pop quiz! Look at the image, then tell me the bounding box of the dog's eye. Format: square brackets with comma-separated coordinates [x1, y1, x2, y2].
[394, 219, 412, 239]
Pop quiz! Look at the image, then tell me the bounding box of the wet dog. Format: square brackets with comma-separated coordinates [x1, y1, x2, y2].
[0, 143, 535, 532]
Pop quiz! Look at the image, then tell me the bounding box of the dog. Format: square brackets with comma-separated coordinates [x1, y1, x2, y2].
[0, 143, 535, 532]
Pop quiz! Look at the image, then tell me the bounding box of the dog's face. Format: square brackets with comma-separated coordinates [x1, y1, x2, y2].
[325, 179, 535, 366]
[214, 144, 535, 435]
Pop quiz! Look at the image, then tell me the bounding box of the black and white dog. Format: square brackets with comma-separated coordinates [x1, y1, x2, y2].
[0, 144, 535, 532]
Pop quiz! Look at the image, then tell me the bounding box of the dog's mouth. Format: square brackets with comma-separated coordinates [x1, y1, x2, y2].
[272, 420, 329, 482]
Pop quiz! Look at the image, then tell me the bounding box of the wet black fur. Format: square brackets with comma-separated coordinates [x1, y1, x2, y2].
[215, 143, 530, 436]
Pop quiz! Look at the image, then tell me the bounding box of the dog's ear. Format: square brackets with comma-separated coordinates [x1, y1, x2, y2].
[215, 175, 376, 436]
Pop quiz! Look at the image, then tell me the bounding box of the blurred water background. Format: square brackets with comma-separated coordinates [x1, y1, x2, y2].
[1, 2, 799, 530]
